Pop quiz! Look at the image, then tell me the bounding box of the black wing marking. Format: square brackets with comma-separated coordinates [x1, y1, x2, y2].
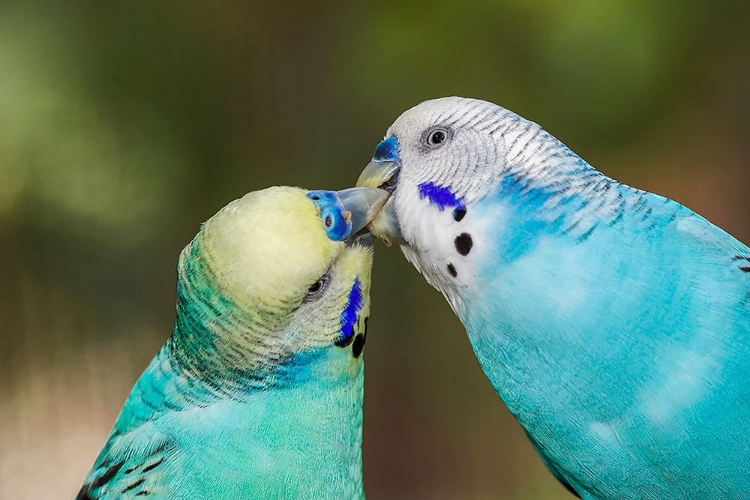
[76, 431, 174, 499]
[734, 255, 750, 273]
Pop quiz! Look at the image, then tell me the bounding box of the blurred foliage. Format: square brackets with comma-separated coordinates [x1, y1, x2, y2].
[0, 1, 748, 499]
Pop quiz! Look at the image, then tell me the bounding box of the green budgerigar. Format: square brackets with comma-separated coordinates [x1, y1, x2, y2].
[76, 186, 388, 499]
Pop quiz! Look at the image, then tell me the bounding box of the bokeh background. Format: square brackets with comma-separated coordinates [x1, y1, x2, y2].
[1, 1, 749, 498]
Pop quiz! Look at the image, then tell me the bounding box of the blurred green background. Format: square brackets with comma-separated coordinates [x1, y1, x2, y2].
[1, 1, 748, 498]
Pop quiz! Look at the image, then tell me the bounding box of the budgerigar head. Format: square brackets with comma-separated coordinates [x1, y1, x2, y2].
[172, 186, 387, 390]
[357, 97, 586, 310]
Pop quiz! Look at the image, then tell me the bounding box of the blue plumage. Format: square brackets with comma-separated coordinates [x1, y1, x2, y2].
[358, 97, 750, 499]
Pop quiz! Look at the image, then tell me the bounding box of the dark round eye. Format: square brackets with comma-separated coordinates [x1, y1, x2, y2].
[305, 274, 329, 300]
[325, 215, 333, 228]
[427, 128, 449, 147]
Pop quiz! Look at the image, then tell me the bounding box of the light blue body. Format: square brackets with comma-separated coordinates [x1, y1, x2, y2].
[361, 96, 750, 498]
[463, 166, 750, 498]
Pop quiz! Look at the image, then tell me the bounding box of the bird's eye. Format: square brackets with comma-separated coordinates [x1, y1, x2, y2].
[426, 127, 450, 148]
[429, 131, 446, 144]
[305, 274, 330, 301]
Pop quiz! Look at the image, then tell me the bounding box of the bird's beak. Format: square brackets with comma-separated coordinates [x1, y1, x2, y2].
[307, 187, 390, 243]
[355, 160, 404, 247]
[356, 159, 401, 193]
[335, 187, 390, 237]
[357, 135, 402, 193]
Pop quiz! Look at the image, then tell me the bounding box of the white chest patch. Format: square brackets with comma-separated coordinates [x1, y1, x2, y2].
[396, 190, 486, 317]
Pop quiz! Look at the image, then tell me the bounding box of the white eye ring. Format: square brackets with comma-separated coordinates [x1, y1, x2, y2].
[425, 127, 450, 148]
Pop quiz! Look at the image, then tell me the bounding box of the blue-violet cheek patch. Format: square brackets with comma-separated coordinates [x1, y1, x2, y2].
[336, 277, 363, 347]
[418, 182, 464, 211]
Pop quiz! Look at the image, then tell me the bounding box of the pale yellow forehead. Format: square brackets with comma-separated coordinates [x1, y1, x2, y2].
[200, 186, 341, 299]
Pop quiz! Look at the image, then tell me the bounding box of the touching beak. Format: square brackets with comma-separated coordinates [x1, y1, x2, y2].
[356, 135, 402, 193]
[335, 187, 390, 236]
[357, 159, 404, 246]
[355, 136, 405, 246]
[356, 159, 401, 193]
[307, 187, 389, 242]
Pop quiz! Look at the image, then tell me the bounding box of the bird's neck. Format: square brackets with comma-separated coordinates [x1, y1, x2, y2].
[169, 237, 290, 393]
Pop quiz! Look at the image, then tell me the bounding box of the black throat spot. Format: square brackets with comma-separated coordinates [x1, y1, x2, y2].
[455, 233, 473, 256]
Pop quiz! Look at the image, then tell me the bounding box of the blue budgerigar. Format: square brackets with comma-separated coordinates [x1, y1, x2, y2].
[77, 186, 388, 499]
[357, 97, 750, 499]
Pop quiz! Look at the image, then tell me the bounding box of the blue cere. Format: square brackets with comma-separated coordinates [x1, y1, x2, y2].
[320, 206, 352, 241]
[339, 277, 363, 344]
[307, 190, 337, 205]
[418, 181, 464, 211]
[307, 190, 353, 241]
[372, 136, 400, 162]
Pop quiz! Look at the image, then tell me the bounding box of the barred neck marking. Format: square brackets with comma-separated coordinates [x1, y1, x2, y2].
[496, 162, 667, 243]
[170, 237, 310, 395]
